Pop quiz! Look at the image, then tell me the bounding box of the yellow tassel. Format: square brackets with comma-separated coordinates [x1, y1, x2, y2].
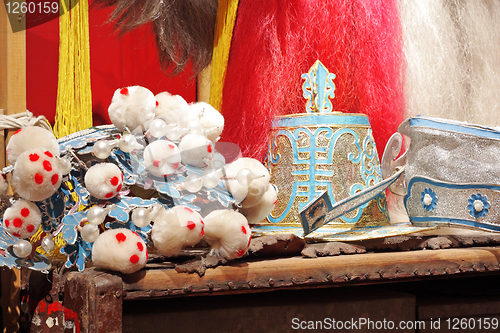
[209, 0, 240, 112]
[54, 0, 92, 138]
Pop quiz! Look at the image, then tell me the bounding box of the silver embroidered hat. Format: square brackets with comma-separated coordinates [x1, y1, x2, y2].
[394, 116, 500, 232]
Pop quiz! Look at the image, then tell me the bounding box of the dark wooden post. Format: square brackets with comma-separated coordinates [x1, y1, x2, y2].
[62, 268, 123, 333]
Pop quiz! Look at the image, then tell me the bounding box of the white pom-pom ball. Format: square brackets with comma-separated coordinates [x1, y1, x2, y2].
[84, 163, 123, 200]
[178, 133, 212, 168]
[239, 184, 277, 224]
[6, 126, 59, 165]
[151, 206, 205, 257]
[188, 102, 224, 142]
[108, 86, 156, 132]
[154, 92, 190, 125]
[11, 148, 62, 201]
[91, 228, 148, 274]
[3, 199, 42, 239]
[143, 140, 181, 177]
[203, 210, 251, 260]
[225, 158, 270, 208]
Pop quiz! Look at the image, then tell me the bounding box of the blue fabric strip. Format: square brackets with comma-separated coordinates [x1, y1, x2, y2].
[410, 217, 500, 232]
[272, 114, 370, 127]
[410, 117, 500, 140]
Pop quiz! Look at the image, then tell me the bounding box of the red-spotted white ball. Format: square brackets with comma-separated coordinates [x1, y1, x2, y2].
[84, 163, 124, 200]
[6, 126, 59, 165]
[151, 206, 205, 257]
[154, 91, 189, 125]
[108, 86, 156, 132]
[3, 199, 42, 239]
[143, 140, 181, 177]
[178, 134, 212, 168]
[225, 158, 271, 208]
[91, 228, 148, 274]
[188, 102, 224, 142]
[11, 147, 62, 201]
[203, 209, 251, 260]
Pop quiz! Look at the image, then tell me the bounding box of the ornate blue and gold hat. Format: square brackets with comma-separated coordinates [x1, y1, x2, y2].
[251, 61, 430, 241]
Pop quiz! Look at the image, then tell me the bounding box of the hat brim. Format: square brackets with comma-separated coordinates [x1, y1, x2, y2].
[251, 222, 436, 242]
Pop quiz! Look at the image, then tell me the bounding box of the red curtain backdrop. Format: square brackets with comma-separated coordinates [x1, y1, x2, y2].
[26, 0, 196, 127]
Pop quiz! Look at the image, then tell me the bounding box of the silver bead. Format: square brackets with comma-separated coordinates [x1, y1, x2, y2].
[212, 152, 226, 170]
[92, 140, 112, 159]
[165, 126, 185, 141]
[87, 204, 116, 225]
[81, 224, 100, 243]
[87, 206, 107, 225]
[41, 236, 55, 252]
[184, 174, 203, 193]
[118, 134, 142, 153]
[473, 200, 484, 212]
[149, 119, 167, 138]
[202, 170, 221, 189]
[132, 208, 151, 228]
[59, 157, 72, 175]
[13, 239, 32, 258]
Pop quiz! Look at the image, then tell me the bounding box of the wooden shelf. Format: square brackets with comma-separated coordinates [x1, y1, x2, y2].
[25, 245, 500, 332]
[119, 246, 500, 300]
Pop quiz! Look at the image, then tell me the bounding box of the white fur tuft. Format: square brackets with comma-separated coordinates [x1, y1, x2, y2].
[154, 92, 190, 124]
[178, 133, 211, 168]
[151, 206, 205, 257]
[225, 158, 270, 208]
[239, 184, 277, 224]
[203, 210, 251, 260]
[84, 163, 124, 200]
[108, 86, 156, 132]
[11, 148, 62, 201]
[3, 199, 42, 239]
[188, 102, 224, 142]
[143, 140, 181, 177]
[91, 228, 148, 274]
[6, 126, 59, 165]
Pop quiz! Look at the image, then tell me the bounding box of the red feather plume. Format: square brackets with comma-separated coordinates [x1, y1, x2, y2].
[220, 0, 405, 161]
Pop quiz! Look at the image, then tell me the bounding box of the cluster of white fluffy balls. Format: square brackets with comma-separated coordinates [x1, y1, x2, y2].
[101, 86, 277, 271]
[2, 126, 69, 258]
[0, 85, 277, 276]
